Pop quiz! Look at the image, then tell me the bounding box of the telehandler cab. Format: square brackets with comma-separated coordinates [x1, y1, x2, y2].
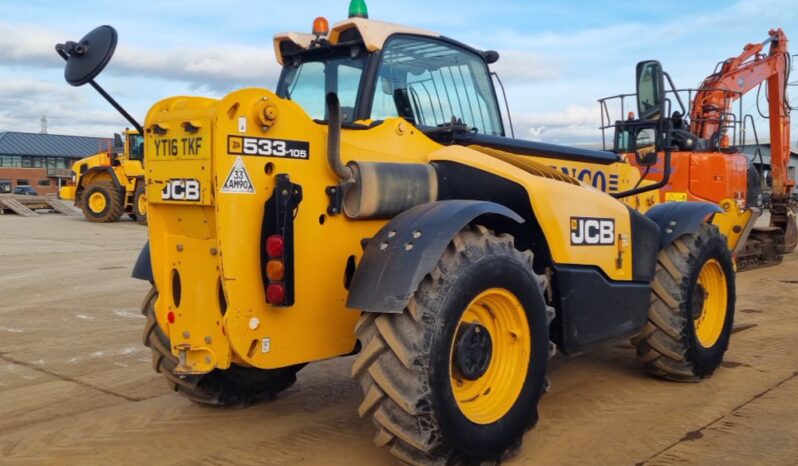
[57, 3, 736, 464]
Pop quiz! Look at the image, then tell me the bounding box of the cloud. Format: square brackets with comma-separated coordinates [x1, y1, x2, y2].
[0, 78, 125, 136]
[0, 21, 281, 92]
[511, 104, 603, 144]
[490, 50, 560, 84]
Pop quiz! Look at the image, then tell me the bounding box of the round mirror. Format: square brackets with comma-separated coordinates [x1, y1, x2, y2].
[59, 25, 118, 87]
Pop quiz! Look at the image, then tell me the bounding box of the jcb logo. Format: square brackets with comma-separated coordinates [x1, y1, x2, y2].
[162, 179, 200, 201]
[570, 217, 615, 245]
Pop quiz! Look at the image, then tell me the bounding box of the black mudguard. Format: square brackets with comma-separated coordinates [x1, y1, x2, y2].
[346, 200, 524, 314]
[645, 201, 722, 249]
[131, 241, 153, 282]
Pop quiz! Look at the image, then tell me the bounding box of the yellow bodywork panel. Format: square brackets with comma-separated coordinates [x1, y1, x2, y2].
[429, 146, 634, 280]
[710, 198, 759, 252]
[143, 88, 655, 372]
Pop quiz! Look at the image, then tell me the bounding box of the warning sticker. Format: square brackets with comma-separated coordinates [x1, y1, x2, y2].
[221, 157, 255, 194]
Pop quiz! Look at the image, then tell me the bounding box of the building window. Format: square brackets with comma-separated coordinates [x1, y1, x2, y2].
[16, 179, 29, 186]
[0, 179, 10, 193]
[33, 158, 43, 168]
[0, 155, 22, 167]
[21, 156, 33, 168]
[38, 179, 51, 186]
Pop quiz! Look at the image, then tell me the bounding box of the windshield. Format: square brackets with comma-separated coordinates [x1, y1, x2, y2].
[277, 47, 367, 123]
[372, 36, 504, 136]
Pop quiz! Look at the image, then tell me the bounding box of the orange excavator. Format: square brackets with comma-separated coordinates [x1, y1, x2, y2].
[600, 28, 797, 270]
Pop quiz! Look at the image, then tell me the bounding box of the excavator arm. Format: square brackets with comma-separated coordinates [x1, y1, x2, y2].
[690, 29, 796, 253]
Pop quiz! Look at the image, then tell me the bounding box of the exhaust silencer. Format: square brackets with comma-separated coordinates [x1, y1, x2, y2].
[343, 161, 438, 219]
[325, 92, 438, 219]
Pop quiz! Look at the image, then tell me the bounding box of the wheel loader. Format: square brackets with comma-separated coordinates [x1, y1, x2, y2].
[57, 3, 737, 464]
[598, 29, 797, 271]
[59, 129, 147, 224]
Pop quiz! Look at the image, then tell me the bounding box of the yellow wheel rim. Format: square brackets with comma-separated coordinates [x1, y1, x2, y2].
[137, 193, 147, 216]
[693, 259, 728, 348]
[88, 192, 107, 213]
[449, 288, 530, 425]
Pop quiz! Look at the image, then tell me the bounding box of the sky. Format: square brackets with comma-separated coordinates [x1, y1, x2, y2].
[0, 0, 796, 146]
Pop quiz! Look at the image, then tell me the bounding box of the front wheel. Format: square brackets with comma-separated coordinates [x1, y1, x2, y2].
[81, 180, 124, 223]
[633, 223, 735, 381]
[352, 226, 551, 465]
[133, 183, 147, 225]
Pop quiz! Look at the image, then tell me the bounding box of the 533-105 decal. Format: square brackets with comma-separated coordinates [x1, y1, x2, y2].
[228, 135, 309, 159]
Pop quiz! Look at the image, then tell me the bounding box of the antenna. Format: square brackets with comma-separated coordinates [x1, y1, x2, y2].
[40, 115, 48, 134]
[55, 26, 144, 135]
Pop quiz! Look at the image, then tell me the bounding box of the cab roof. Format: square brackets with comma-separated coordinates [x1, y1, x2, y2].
[273, 17, 440, 65]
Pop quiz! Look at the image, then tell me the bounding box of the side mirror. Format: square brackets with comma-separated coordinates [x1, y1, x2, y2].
[55, 26, 144, 135]
[635, 60, 665, 120]
[55, 25, 118, 87]
[633, 127, 658, 166]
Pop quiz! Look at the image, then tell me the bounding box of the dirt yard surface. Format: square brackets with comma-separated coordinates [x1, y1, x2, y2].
[1, 214, 796, 465]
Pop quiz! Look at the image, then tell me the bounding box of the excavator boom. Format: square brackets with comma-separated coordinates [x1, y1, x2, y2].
[691, 29, 793, 200]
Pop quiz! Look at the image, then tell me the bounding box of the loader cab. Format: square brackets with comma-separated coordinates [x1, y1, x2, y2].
[126, 131, 144, 161]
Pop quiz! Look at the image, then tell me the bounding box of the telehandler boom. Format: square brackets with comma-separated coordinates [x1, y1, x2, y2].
[57, 4, 737, 464]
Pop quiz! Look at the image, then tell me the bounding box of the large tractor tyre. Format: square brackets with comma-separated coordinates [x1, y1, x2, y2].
[81, 180, 124, 223]
[133, 183, 147, 225]
[352, 225, 551, 465]
[632, 223, 735, 381]
[141, 288, 302, 406]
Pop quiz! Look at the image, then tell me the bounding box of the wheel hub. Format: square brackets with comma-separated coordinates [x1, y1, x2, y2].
[691, 283, 707, 320]
[88, 192, 106, 213]
[453, 322, 492, 380]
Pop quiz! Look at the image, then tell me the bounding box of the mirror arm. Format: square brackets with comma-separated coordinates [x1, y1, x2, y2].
[55, 47, 144, 135]
[612, 122, 672, 199]
[87, 81, 144, 135]
[611, 148, 671, 199]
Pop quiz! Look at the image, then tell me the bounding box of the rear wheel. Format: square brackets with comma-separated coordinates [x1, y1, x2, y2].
[141, 288, 302, 405]
[352, 226, 551, 465]
[632, 223, 735, 381]
[81, 180, 124, 223]
[133, 183, 147, 225]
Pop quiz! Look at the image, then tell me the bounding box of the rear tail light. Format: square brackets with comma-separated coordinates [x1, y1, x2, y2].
[265, 235, 286, 305]
[261, 174, 302, 307]
[266, 234, 285, 257]
[266, 260, 285, 281]
[266, 284, 286, 305]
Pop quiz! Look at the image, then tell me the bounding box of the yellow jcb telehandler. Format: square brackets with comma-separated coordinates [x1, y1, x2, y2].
[57, 3, 738, 464]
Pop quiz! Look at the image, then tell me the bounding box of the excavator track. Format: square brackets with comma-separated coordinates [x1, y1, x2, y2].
[736, 227, 786, 271]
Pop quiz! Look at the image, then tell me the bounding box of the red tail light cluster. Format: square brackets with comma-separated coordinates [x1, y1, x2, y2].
[265, 234, 287, 305]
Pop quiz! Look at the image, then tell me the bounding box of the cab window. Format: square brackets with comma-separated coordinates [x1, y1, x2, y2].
[128, 134, 144, 160]
[277, 49, 368, 122]
[371, 36, 503, 136]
